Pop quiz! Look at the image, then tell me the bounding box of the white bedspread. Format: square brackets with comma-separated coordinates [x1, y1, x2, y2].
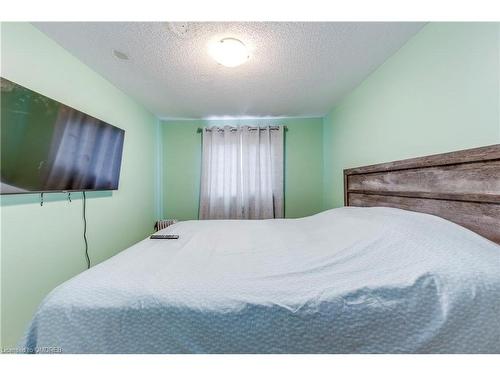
[21, 207, 500, 353]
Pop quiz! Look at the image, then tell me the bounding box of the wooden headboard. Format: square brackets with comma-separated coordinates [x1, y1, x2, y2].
[344, 144, 500, 245]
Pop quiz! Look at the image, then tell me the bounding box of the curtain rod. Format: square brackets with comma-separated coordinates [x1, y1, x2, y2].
[196, 126, 288, 133]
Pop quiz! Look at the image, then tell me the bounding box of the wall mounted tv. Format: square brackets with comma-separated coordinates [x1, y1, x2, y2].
[0, 77, 125, 194]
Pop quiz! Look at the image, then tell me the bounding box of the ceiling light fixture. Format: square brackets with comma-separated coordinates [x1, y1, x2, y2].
[209, 38, 249, 67]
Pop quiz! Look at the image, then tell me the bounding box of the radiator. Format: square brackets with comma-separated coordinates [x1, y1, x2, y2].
[154, 219, 178, 232]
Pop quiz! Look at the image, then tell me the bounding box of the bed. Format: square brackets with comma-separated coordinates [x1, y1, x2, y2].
[21, 145, 500, 353]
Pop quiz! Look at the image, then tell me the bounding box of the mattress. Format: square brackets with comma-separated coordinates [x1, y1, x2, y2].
[21, 207, 500, 353]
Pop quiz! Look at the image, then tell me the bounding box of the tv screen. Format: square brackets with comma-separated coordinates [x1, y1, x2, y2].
[1, 77, 125, 194]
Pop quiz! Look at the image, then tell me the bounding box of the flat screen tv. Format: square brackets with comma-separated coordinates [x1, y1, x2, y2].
[1, 77, 125, 194]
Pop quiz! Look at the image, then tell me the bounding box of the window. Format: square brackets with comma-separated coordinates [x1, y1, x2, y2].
[199, 126, 284, 219]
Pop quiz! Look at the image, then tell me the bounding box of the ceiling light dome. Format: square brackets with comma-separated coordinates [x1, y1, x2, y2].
[209, 38, 249, 67]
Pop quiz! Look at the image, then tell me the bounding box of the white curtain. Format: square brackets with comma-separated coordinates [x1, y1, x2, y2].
[199, 125, 284, 220]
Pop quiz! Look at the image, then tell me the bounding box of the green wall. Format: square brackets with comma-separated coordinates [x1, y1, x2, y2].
[161, 118, 324, 220]
[0, 23, 159, 348]
[323, 22, 500, 208]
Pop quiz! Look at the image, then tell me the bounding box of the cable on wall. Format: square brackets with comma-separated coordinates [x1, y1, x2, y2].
[82, 191, 91, 269]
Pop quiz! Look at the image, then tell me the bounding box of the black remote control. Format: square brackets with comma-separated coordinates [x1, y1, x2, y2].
[150, 234, 179, 239]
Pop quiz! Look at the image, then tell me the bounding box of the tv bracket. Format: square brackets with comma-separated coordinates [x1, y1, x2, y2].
[39, 192, 72, 206]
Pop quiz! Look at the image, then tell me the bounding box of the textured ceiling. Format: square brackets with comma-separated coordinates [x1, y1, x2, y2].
[34, 22, 424, 119]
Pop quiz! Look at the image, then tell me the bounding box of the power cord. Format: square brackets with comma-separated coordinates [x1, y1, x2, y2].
[82, 191, 91, 269]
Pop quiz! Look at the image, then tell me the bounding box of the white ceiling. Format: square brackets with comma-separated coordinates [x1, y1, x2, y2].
[34, 22, 424, 119]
